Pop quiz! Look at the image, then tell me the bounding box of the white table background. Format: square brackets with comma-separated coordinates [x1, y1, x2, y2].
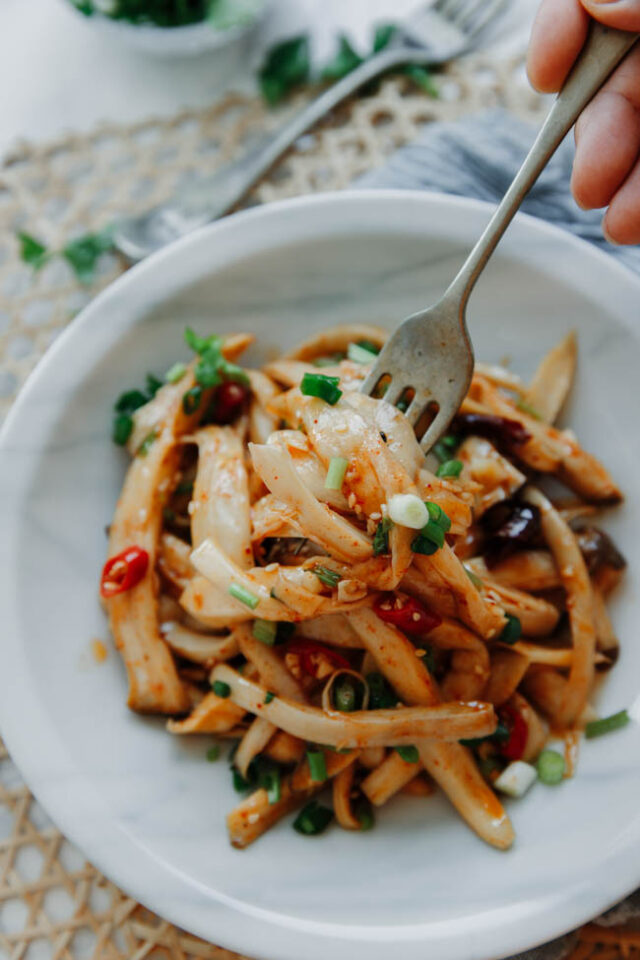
[1, 0, 538, 159]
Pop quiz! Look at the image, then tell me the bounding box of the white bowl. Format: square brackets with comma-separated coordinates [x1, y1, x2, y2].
[63, 1, 267, 56]
[1, 191, 639, 960]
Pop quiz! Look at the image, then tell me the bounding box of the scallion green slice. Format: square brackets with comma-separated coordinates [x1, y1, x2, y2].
[536, 749, 565, 784]
[347, 342, 378, 364]
[300, 372, 342, 405]
[264, 691, 276, 705]
[372, 517, 393, 556]
[229, 583, 260, 610]
[499, 614, 522, 645]
[307, 749, 328, 783]
[212, 680, 231, 698]
[182, 385, 202, 414]
[137, 431, 157, 457]
[395, 745, 419, 763]
[206, 745, 220, 762]
[293, 801, 334, 836]
[436, 459, 463, 479]
[585, 709, 630, 739]
[433, 434, 460, 463]
[325, 456, 349, 490]
[253, 619, 277, 645]
[166, 362, 187, 384]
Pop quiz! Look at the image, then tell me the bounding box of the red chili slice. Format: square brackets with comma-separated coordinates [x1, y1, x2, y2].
[100, 546, 149, 599]
[211, 381, 250, 424]
[373, 594, 441, 636]
[286, 639, 351, 678]
[499, 704, 528, 761]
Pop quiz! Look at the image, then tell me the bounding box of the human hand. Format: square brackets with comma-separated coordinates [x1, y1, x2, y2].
[527, 0, 640, 243]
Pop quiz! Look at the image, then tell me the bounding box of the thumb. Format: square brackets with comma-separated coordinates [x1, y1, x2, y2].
[580, 0, 640, 31]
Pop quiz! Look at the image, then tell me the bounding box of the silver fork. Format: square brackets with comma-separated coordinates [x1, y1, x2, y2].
[113, 0, 508, 262]
[361, 21, 638, 455]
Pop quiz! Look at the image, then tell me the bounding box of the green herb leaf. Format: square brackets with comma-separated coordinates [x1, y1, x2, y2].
[321, 34, 363, 82]
[313, 565, 342, 589]
[184, 327, 222, 355]
[372, 23, 397, 53]
[114, 389, 148, 414]
[264, 691, 276, 705]
[145, 373, 163, 397]
[259, 35, 311, 105]
[403, 64, 439, 97]
[17, 231, 49, 270]
[112, 414, 133, 446]
[372, 516, 393, 556]
[62, 226, 114, 285]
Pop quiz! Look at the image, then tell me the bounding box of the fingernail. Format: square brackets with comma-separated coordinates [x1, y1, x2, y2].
[602, 220, 620, 245]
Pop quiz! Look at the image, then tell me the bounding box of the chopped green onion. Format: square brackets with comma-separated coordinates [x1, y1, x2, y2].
[356, 339, 380, 355]
[293, 801, 334, 836]
[313, 565, 341, 589]
[184, 327, 222, 355]
[306, 749, 328, 783]
[166, 362, 187, 384]
[585, 709, 630, 739]
[325, 456, 349, 490]
[372, 517, 393, 556]
[137, 431, 158, 457]
[333, 675, 361, 712]
[264, 766, 281, 805]
[206, 745, 220, 762]
[536, 749, 565, 784]
[516, 399, 542, 420]
[355, 796, 375, 831]
[499, 614, 522, 645]
[433, 434, 460, 463]
[253, 619, 278, 645]
[182, 385, 202, 414]
[300, 372, 342, 405]
[436, 459, 463, 479]
[347, 342, 378, 364]
[229, 583, 260, 610]
[366, 671, 396, 709]
[425, 501, 452, 533]
[411, 533, 439, 556]
[395, 745, 419, 763]
[388, 493, 429, 530]
[264, 691, 276, 705]
[212, 680, 231, 699]
[112, 414, 133, 446]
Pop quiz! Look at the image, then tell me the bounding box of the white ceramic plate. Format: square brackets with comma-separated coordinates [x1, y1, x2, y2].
[1, 192, 640, 960]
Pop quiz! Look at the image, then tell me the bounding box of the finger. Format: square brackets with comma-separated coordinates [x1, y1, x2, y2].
[604, 160, 640, 244]
[527, 0, 590, 93]
[571, 45, 640, 209]
[581, 0, 640, 32]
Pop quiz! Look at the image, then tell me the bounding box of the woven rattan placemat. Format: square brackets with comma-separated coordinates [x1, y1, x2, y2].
[0, 55, 635, 960]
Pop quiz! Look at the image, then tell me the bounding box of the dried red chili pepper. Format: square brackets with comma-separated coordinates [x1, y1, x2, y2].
[100, 546, 149, 599]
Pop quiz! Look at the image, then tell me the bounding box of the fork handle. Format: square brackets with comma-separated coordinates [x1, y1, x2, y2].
[446, 22, 638, 310]
[163, 46, 430, 229]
